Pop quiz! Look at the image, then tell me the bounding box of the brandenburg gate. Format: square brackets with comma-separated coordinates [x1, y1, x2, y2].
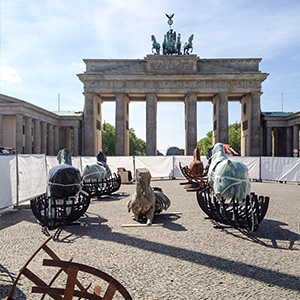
[77, 16, 268, 157]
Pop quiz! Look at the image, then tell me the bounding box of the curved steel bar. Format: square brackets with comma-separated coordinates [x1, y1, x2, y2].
[196, 187, 269, 232]
[82, 173, 121, 198]
[31, 192, 91, 230]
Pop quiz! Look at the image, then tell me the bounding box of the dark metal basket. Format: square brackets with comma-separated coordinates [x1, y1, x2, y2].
[82, 173, 121, 198]
[31, 191, 91, 230]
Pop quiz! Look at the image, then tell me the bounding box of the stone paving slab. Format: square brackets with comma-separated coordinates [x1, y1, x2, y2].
[0, 179, 300, 299]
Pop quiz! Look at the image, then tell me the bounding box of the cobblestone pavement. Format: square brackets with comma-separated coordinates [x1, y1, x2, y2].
[0, 179, 300, 299]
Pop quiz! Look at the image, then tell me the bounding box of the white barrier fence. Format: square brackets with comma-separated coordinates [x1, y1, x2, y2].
[0, 155, 299, 210]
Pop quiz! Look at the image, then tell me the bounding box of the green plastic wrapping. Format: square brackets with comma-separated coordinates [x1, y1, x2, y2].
[208, 143, 251, 199]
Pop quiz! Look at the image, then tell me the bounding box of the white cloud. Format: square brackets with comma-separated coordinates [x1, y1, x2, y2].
[0, 65, 22, 84]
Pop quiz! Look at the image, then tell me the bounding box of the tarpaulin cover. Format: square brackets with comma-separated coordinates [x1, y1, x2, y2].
[135, 156, 173, 178]
[18, 154, 47, 202]
[0, 155, 17, 209]
[208, 143, 251, 199]
[107, 156, 135, 175]
[261, 157, 300, 181]
[48, 164, 81, 198]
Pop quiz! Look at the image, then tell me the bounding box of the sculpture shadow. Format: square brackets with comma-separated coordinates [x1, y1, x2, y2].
[0, 204, 37, 231]
[154, 213, 187, 231]
[214, 219, 300, 250]
[248, 219, 300, 250]
[0, 264, 27, 299]
[56, 221, 300, 293]
[92, 192, 130, 202]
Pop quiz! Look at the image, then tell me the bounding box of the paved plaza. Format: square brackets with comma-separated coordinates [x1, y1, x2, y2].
[0, 179, 300, 299]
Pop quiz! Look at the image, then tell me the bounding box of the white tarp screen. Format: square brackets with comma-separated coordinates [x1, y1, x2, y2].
[18, 155, 47, 201]
[107, 156, 135, 175]
[3, 154, 300, 210]
[261, 157, 300, 182]
[81, 157, 98, 173]
[0, 156, 17, 209]
[135, 156, 173, 178]
[230, 156, 260, 180]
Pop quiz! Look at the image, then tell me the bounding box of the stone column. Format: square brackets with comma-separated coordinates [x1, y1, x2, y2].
[115, 93, 129, 156]
[293, 124, 299, 153]
[33, 119, 41, 153]
[286, 126, 293, 157]
[73, 126, 79, 156]
[0, 114, 3, 146]
[25, 117, 32, 154]
[146, 93, 157, 156]
[185, 93, 197, 155]
[266, 126, 272, 156]
[54, 125, 59, 155]
[249, 92, 262, 156]
[83, 93, 95, 156]
[213, 93, 228, 144]
[16, 115, 24, 154]
[41, 122, 47, 154]
[47, 124, 54, 155]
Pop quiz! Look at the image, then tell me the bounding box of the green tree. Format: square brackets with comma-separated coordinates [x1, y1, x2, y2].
[197, 130, 213, 155]
[102, 124, 149, 156]
[102, 123, 115, 156]
[228, 122, 241, 154]
[197, 122, 241, 155]
[129, 128, 146, 156]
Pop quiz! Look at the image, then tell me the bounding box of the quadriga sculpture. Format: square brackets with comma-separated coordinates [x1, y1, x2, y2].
[127, 168, 170, 225]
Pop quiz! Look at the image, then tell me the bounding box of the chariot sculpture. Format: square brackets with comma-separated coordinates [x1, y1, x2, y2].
[180, 144, 269, 232]
[151, 13, 193, 56]
[31, 149, 91, 231]
[82, 151, 121, 197]
[127, 168, 171, 225]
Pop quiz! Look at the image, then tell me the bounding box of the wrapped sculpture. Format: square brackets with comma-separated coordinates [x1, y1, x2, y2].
[82, 151, 121, 197]
[31, 149, 90, 231]
[180, 143, 269, 232]
[208, 143, 251, 199]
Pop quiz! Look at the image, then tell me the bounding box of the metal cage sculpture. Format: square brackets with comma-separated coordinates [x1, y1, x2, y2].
[196, 185, 269, 232]
[179, 144, 269, 232]
[82, 173, 121, 198]
[30, 149, 91, 231]
[5, 236, 133, 300]
[31, 191, 91, 230]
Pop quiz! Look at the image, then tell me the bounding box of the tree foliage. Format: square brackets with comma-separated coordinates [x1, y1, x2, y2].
[101, 123, 147, 156]
[197, 122, 241, 155]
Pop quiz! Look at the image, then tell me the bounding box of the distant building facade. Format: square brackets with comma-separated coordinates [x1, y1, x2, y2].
[77, 55, 268, 156]
[0, 94, 82, 155]
[1, 57, 299, 157]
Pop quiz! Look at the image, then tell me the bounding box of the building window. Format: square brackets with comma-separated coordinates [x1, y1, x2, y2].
[243, 103, 247, 115]
[213, 120, 217, 131]
[96, 120, 101, 130]
[97, 103, 100, 115]
[242, 120, 248, 131]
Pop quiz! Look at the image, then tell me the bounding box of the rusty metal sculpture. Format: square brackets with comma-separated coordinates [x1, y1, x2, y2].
[127, 168, 170, 225]
[5, 236, 133, 300]
[180, 144, 269, 232]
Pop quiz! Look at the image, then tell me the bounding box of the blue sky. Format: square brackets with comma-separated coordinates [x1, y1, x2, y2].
[1, 0, 300, 154]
